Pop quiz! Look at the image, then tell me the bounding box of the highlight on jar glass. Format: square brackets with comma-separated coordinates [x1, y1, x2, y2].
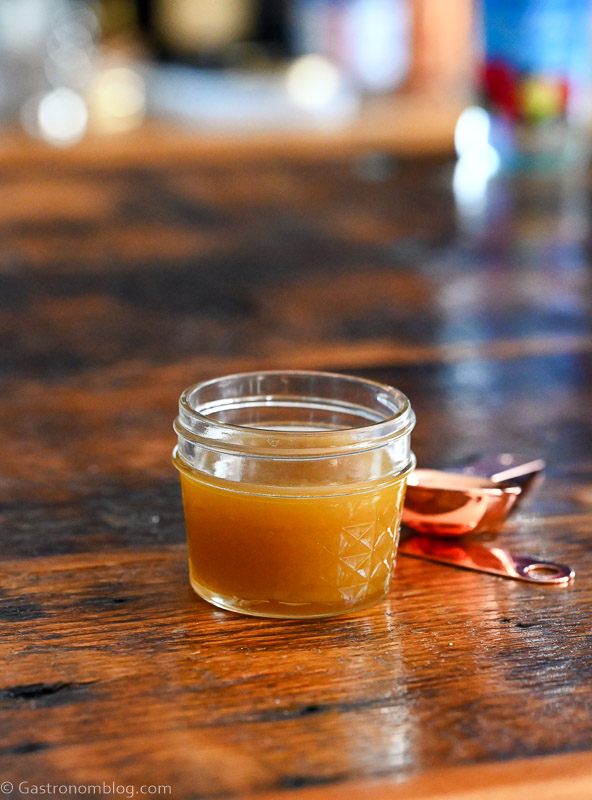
[173, 371, 415, 619]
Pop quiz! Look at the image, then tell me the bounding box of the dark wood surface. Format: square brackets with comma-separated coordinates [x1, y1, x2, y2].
[1, 146, 592, 799]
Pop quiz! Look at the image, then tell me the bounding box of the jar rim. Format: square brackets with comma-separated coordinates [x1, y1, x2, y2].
[175, 370, 415, 459]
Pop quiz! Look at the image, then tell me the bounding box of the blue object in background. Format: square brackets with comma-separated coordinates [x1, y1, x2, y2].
[483, 0, 590, 78]
[478, 0, 592, 170]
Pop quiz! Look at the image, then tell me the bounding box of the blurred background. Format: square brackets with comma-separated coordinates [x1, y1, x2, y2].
[1, 0, 591, 173]
[0, 0, 476, 151]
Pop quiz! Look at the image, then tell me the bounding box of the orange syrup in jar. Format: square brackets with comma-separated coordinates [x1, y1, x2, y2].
[177, 466, 407, 618]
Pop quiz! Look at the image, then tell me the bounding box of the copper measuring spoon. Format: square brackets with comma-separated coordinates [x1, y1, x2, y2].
[402, 470, 521, 536]
[399, 456, 575, 585]
[399, 534, 575, 586]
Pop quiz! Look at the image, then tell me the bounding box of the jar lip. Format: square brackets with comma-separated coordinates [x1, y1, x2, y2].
[176, 370, 415, 458]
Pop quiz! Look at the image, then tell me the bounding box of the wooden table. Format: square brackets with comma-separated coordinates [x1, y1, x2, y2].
[1, 141, 592, 799]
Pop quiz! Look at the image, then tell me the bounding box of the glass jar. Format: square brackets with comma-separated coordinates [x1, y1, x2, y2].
[173, 370, 415, 619]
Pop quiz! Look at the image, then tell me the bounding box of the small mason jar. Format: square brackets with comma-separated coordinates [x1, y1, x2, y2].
[173, 370, 415, 619]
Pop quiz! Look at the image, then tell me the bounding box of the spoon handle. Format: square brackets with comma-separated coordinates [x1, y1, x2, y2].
[399, 534, 575, 585]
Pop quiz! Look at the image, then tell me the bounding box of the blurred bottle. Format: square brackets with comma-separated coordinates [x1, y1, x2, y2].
[406, 0, 473, 98]
[0, 0, 99, 146]
[137, 0, 259, 66]
[99, 0, 139, 42]
[290, 0, 411, 94]
[0, 0, 63, 119]
[478, 0, 592, 171]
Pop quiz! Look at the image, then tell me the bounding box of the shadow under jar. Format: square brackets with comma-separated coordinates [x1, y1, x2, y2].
[173, 371, 415, 619]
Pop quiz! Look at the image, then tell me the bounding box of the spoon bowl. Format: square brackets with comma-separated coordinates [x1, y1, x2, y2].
[403, 469, 521, 536]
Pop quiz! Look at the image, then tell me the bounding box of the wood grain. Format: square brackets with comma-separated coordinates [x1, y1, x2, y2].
[1, 141, 592, 799]
[257, 751, 592, 800]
